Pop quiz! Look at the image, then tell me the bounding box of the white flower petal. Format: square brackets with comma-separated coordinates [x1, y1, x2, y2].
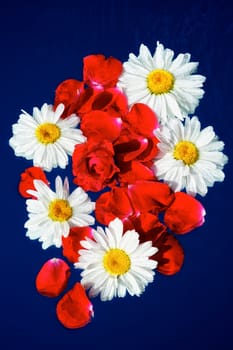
[24, 177, 94, 249]
[154, 116, 228, 196]
[77, 218, 157, 300]
[119, 42, 206, 123]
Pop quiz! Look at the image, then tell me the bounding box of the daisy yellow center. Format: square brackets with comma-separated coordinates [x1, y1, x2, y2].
[103, 249, 131, 276]
[147, 69, 174, 95]
[35, 123, 61, 144]
[173, 141, 199, 165]
[48, 199, 72, 222]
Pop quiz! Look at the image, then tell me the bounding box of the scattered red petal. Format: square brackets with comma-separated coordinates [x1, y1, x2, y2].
[81, 110, 122, 142]
[118, 161, 155, 184]
[164, 192, 206, 234]
[56, 283, 93, 329]
[83, 54, 122, 89]
[154, 233, 184, 275]
[124, 212, 166, 242]
[114, 129, 158, 164]
[95, 187, 133, 225]
[18, 167, 49, 198]
[128, 180, 175, 212]
[62, 227, 93, 263]
[123, 103, 159, 137]
[35, 258, 71, 298]
[54, 79, 84, 118]
[91, 88, 128, 118]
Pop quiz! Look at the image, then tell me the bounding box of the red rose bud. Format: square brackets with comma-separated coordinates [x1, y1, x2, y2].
[18, 167, 49, 198]
[35, 258, 71, 297]
[56, 283, 94, 329]
[164, 192, 206, 234]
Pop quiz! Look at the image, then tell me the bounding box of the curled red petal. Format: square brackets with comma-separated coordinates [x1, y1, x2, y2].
[164, 192, 206, 234]
[81, 110, 122, 142]
[91, 88, 128, 118]
[62, 227, 93, 264]
[91, 90, 114, 110]
[128, 181, 175, 212]
[54, 79, 84, 118]
[35, 258, 71, 297]
[114, 131, 159, 163]
[123, 103, 159, 137]
[95, 187, 133, 225]
[56, 283, 94, 329]
[18, 167, 49, 198]
[118, 161, 155, 185]
[154, 233, 184, 275]
[83, 54, 122, 89]
[124, 212, 166, 242]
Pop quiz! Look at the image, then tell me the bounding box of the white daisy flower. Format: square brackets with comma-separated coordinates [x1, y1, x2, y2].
[9, 103, 86, 171]
[118, 42, 206, 124]
[24, 176, 95, 249]
[75, 218, 158, 301]
[153, 116, 228, 196]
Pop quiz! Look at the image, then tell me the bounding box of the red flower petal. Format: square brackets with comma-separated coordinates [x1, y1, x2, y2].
[35, 258, 71, 297]
[95, 187, 133, 225]
[128, 181, 175, 212]
[164, 192, 206, 234]
[75, 87, 97, 116]
[18, 167, 49, 198]
[118, 161, 155, 185]
[56, 283, 93, 329]
[154, 233, 184, 275]
[77, 88, 127, 120]
[83, 54, 122, 89]
[123, 212, 166, 242]
[62, 227, 93, 264]
[81, 110, 122, 142]
[91, 88, 128, 118]
[54, 79, 84, 118]
[123, 103, 159, 137]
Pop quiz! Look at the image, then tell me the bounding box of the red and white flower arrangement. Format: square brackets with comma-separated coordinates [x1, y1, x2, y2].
[9, 42, 228, 329]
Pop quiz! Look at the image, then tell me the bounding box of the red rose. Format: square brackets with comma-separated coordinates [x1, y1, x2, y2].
[72, 140, 119, 192]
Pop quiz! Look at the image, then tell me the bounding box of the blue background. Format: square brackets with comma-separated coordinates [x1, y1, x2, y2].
[1, 0, 232, 349]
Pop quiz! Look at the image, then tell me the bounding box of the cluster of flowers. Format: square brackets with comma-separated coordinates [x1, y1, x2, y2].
[9, 42, 228, 329]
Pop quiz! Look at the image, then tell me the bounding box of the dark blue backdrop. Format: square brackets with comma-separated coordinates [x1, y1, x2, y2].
[1, 1, 232, 349]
